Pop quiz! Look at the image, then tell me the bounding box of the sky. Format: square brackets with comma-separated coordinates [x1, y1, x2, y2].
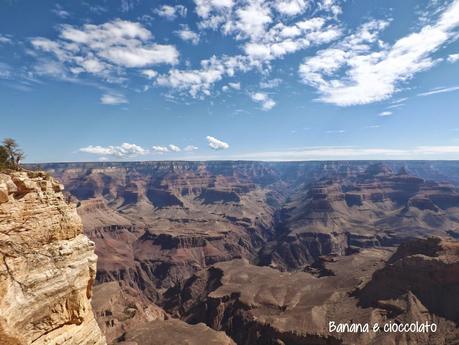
[1, 0, 459, 162]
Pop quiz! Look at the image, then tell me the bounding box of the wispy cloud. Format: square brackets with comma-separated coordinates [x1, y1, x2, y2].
[228, 146, 459, 161]
[417, 86, 459, 96]
[0, 34, 12, 44]
[379, 111, 393, 116]
[184, 145, 199, 151]
[154, 4, 187, 19]
[52, 4, 70, 18]
[299, 0, 459, 106]
[100, 93, 128, 105]
[325, 129, 345, 134]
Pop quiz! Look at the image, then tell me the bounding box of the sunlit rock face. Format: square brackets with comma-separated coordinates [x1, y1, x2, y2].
[0, 170, 106, 345]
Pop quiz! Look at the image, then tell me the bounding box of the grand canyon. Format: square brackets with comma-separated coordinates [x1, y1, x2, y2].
[3, 160, 456, 344]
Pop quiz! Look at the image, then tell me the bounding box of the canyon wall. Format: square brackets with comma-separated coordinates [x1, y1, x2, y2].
[0, 170, 106, 345]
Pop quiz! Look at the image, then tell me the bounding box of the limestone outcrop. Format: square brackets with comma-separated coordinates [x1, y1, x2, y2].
[0, 170, 106, 345]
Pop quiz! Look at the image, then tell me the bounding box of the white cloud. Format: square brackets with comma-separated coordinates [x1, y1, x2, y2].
[235, 1, 272, 40]
[176, 26, 200, 44]
[229, 82, 241, 89]
[194, 0, 234, 28]
[168, 144, 181, 152]
[156, 55, 248, 97]
[0, 34, 12, 44]
[157, 2, 341, 97]
[299, 0, 459, 106]
[80, 143, 147, 158]
[206, 135, 229, 150]
[243, 18, 340, 63]
[100, 93, 128, 105]
[417, 85, 459, 96]
[275, 0, 308, 16]
[379, 111, 392, 116]
[150, 144, 184, 153]
[154, 5, 187, 19]
[184, 145, 199, 151]
[223, 81, 241, 91]
[31, 20, 179, 80]
[52, 4, 70, 18]
[152, 145, 170, 153]
[448, 53, 459, 63]
[251, 92, 276, 110]
[142, 69, 158, 79]
[260, 78, 281, 89]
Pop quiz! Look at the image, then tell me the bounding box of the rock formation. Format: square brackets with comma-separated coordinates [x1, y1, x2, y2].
[32, 161, 459, 344]
[0, 170, 106, 345]
[261, 164, 459, 270]
[117, 319, 236, 345]
[164, 239, 459, 345]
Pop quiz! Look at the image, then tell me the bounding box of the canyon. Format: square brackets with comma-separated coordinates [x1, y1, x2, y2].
[6, 161, 459, 344]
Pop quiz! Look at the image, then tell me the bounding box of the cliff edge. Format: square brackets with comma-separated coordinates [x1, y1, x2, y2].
[0, 170, 106, 345]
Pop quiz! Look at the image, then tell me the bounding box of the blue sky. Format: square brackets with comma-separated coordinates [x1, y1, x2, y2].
[1, 0, 459, 162]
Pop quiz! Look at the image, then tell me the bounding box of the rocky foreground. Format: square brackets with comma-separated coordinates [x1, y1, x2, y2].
[0, 170, 106, 345]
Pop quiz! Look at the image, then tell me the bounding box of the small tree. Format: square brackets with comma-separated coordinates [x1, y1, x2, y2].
[0, 138, 24, 169]
[0, 145, 9, 169]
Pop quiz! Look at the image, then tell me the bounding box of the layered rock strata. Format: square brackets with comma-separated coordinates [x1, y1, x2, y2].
[165, 240, 459, 345]
[0, 170, 106, 345]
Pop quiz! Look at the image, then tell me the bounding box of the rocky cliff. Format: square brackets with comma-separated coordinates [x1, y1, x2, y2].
[0, 170, 106, 345]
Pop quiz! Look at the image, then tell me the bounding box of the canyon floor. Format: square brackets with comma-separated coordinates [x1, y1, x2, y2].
[37, 161, 459, 345]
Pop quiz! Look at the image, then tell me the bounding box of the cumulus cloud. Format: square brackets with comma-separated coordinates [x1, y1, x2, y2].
[100, 93, 128, 105]
[31, 20, 179, 80]
[275, 0, 308, 16]
[156, 55, 248, 97]
[299, 0, 459, 106]
[417, 86, 459, 96]
[151, 144, 183, 153]
[80, 142, 148, 158]
[168, 144, 181, 152]
[447, 53, 459, 63]
[251, 92, 276, 110]
[155, 1, 340, 97]
[175, 26, 200, 44]
[154, 5, 187, 19]
[151, 145, 170, 153]
[206, 135, 229, 150]
[142, 69, 158, 79]
[243, 17, 340, 63]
